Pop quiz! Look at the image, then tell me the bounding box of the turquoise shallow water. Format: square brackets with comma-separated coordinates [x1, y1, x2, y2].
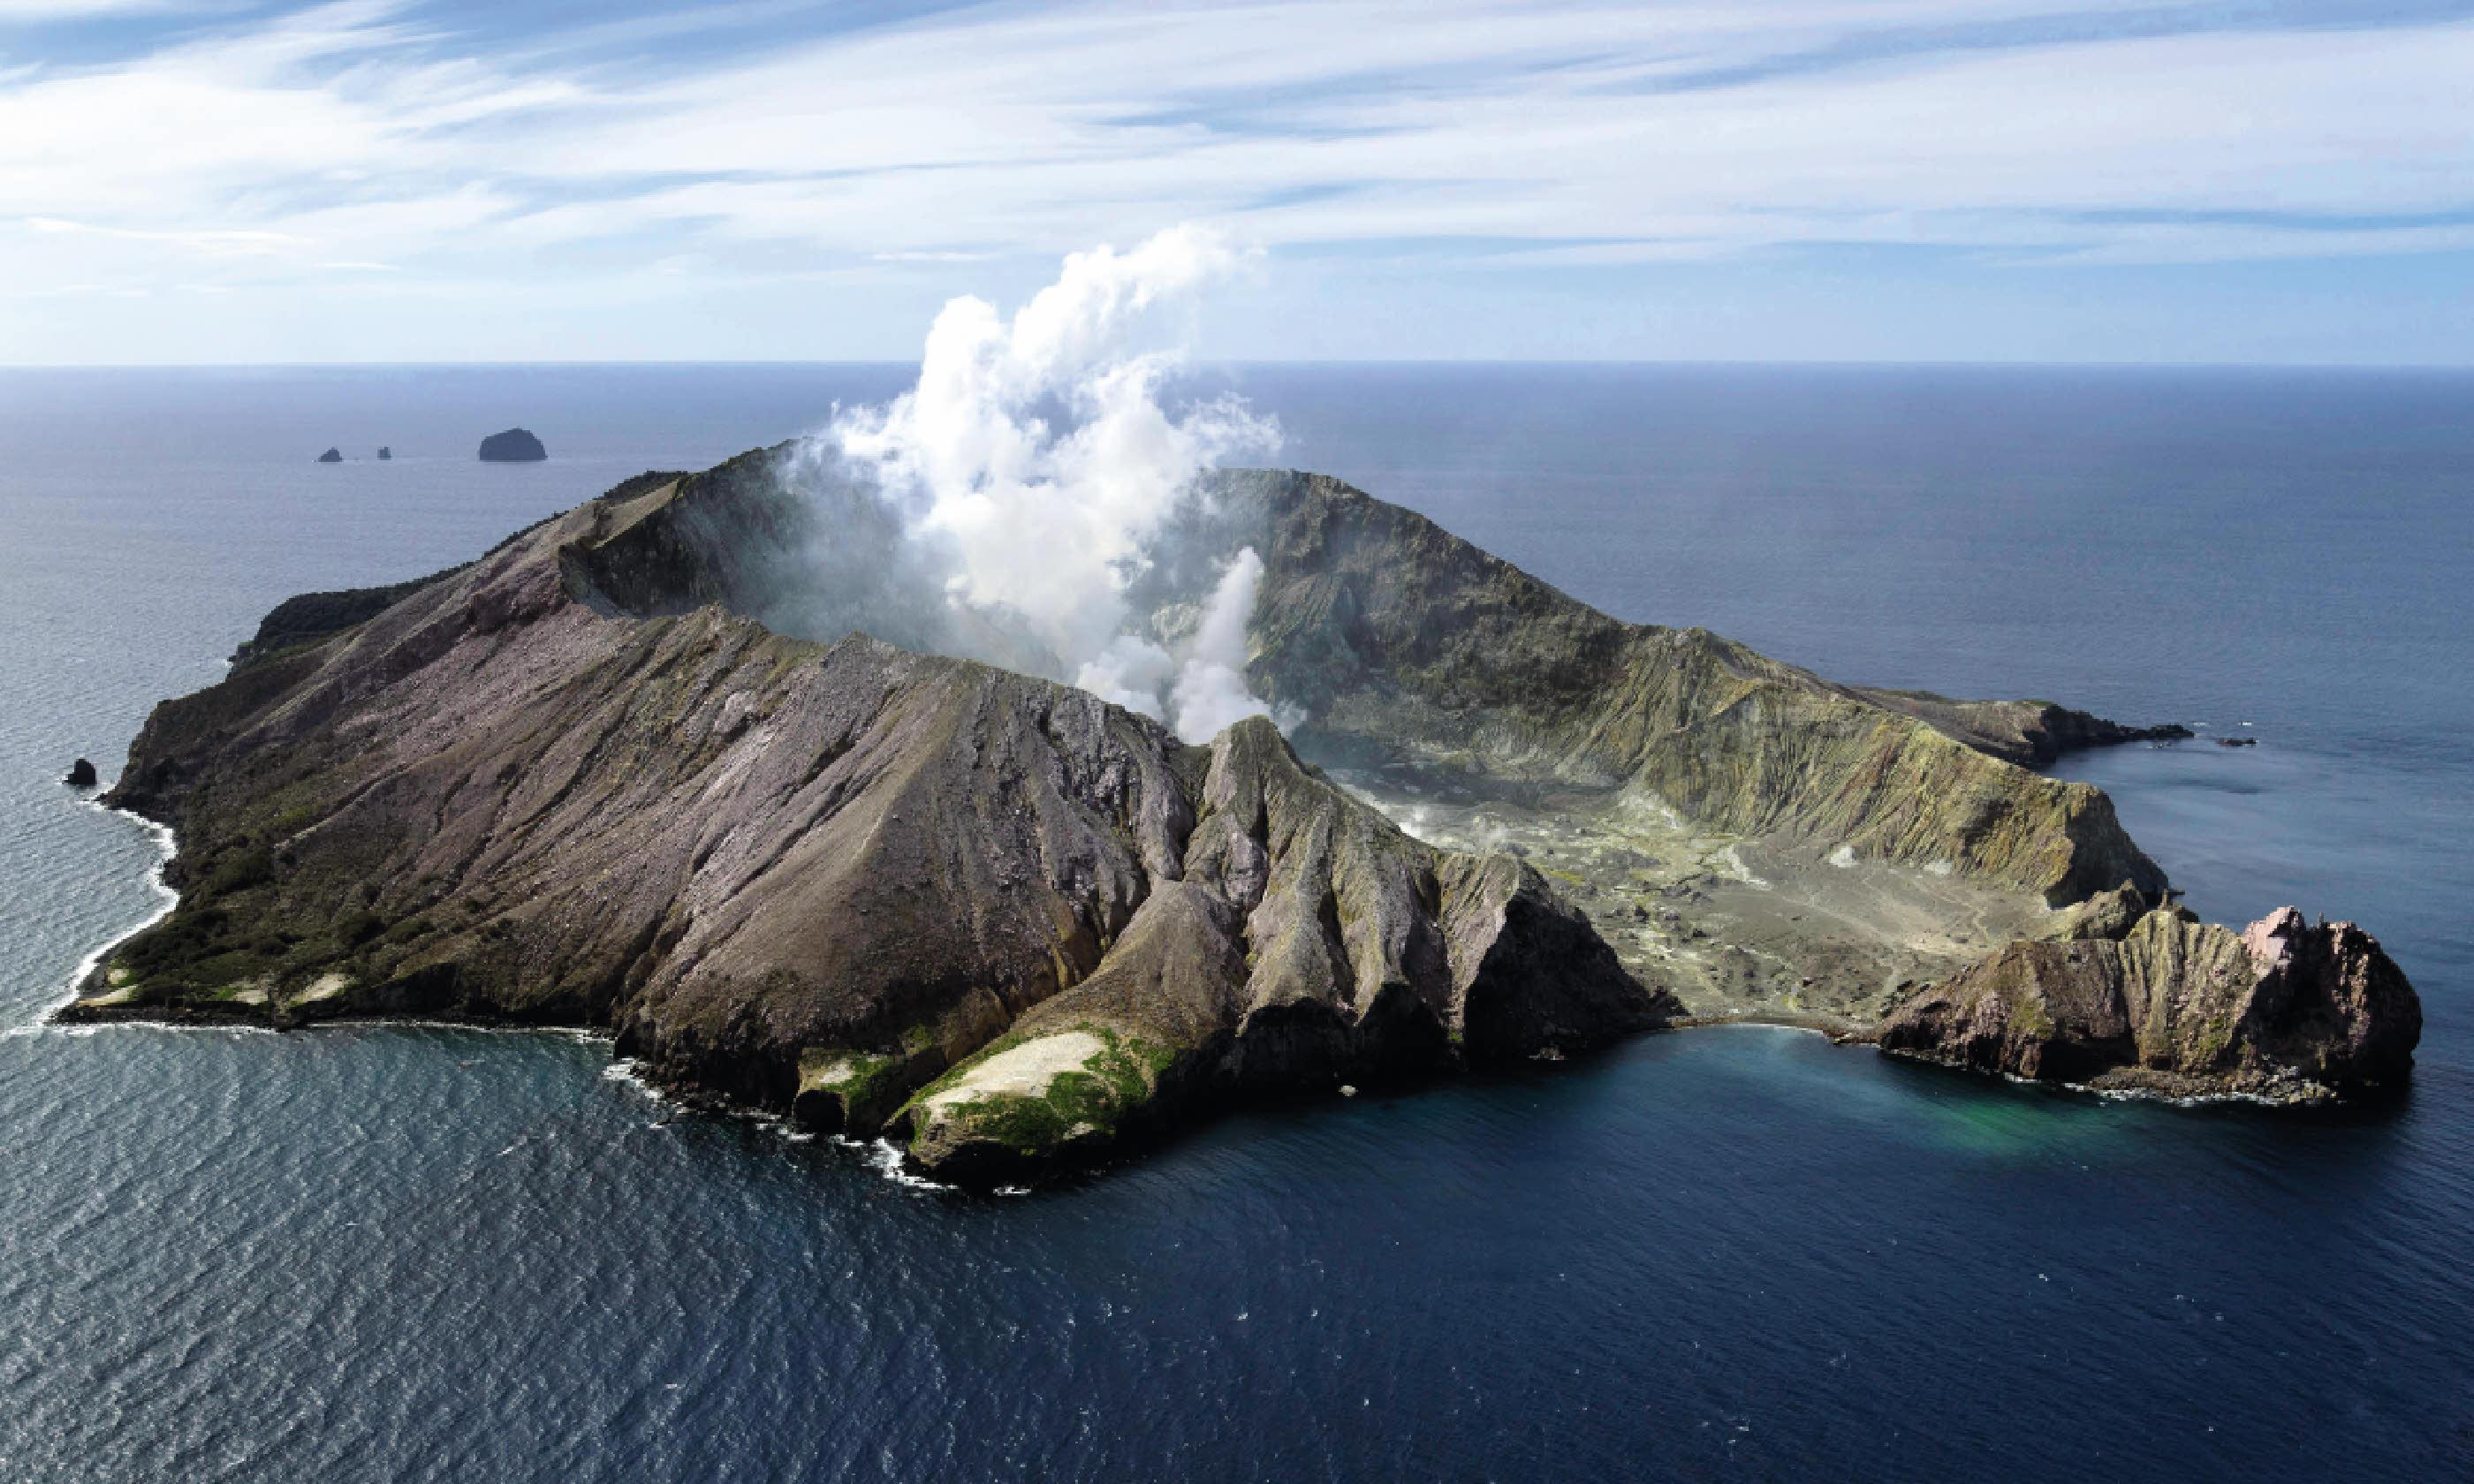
[1, 365, 2468, 1480]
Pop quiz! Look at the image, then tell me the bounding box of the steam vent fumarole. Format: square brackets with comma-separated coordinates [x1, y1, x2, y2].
[68, 453, 2424, 1185]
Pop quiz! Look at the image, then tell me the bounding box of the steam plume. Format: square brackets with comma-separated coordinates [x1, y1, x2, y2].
[1168, 548, 1268, 742]
[790, 224, 1287, 739]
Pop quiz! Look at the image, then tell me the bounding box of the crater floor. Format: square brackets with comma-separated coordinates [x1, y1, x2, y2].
[1328, 761, 2050, 1027]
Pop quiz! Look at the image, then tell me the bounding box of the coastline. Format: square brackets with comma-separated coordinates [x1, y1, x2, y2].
[8, 792, 180, 1038]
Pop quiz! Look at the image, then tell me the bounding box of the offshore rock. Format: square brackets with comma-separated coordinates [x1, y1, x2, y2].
[316, 448, 343, 464]
[1876, 901, 2420, 1100]
[65, 758, 97, 788]
[377, 447, 392, 461]
[477, 428, 547, 463]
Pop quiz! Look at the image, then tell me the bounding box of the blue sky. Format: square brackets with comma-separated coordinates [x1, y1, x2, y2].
[4, 0, 2471, 364]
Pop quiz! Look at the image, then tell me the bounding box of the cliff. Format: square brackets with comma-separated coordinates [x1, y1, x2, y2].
[1153, 472, 2165, 906]
[1877, 897, 2420, 1101]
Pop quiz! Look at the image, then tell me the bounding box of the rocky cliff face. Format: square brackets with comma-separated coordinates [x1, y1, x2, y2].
[73, 466, 1671, 1184]
[1150, 471, 2165, 906]
[1876, 897, 2420, 1101]
[891, 718, 1667, 1184]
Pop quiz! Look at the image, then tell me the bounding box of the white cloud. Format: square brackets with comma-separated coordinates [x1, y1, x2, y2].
[2, 0, 2470, 359]
[829, 223, 1278, 672]
[0, 1, 193, 19]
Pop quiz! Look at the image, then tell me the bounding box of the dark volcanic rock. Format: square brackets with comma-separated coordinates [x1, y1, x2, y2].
[1877, 900, 2419, 1100]
[892, 716, 1673, 1184]
[70, 467, 1673, 1185]
[316, 448, 343, 464]
[64, 758, 97, 788]
[477, 428, 547, 463]
[1849, 690, 2194, 767]
[229, 569, 460, 665]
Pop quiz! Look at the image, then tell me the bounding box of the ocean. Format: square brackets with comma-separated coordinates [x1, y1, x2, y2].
[1, 364, 2467, 1480]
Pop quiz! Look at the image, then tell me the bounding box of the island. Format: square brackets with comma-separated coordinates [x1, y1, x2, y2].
[477, 428, 547, 463]
[316, 448, 343, 464]
[65, 453, 2422, 1185]
[377, 447, 392, 462]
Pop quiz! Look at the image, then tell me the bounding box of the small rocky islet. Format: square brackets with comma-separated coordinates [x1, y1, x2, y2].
[477, 428, 547, 462]
[65, 453, 2422, 1185]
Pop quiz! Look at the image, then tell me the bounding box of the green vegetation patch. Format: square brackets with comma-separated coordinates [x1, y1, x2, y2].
[913, 1025, 1175, 1157]
[827, 1053, 910, 1115]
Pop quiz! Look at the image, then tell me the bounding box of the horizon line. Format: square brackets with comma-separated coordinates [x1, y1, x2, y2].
[4, 357, 2472, 374]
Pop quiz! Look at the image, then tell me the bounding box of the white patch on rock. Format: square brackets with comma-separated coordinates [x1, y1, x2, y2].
[293, 972, 353, 1004]
[925, 1030, 1109, 1111]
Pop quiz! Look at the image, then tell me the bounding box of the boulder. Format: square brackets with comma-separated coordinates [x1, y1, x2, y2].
[477, 428, 547, 463]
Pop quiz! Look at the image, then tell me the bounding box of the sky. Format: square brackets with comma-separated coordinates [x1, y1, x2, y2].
[3, 0, 2471, 365]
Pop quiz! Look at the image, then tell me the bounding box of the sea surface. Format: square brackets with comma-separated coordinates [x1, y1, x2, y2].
[1, 364, 2468, 1481]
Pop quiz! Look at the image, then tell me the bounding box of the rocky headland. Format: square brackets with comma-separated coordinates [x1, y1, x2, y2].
[1875, 894, 2418, 1100]
[65, 454, 2422, 1183]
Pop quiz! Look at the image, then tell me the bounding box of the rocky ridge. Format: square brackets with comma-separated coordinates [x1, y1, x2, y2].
[1155, 472, 2166, 907]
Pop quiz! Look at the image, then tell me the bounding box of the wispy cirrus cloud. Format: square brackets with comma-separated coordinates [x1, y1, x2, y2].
[3, 0, 2471, 360]
[0, 0, 199, 19]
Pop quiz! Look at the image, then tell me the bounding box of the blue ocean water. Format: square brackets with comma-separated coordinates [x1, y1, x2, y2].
[0, 364, 2467, 1481]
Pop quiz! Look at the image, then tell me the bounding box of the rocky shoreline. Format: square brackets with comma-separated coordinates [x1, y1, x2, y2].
[58, 455, 2423, 1184]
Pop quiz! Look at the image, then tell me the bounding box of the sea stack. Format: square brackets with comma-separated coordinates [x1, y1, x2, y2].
[377, 447, 392, 461]
[477, 428, 547, 463]
[64, 758, 97, 788]
[316, 448, 343, 464]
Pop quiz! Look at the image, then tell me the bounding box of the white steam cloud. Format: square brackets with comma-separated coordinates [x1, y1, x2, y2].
[1169, 547, 1269, 742]
[800, 223, 1288, 741]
